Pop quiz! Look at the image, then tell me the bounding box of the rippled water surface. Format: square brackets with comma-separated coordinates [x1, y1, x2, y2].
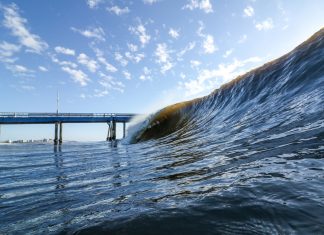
[1, 134, 324, 235]
[1, 29, 324, 235]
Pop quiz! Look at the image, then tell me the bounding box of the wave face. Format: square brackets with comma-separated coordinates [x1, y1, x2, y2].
[1, 29, 324, 235]
[132, 28, 324, 145]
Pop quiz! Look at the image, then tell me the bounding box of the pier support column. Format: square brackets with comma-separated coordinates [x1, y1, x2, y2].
[54, 122, 58, 145]
[106, 122, 111, 141]
[123, 122, 126, 138]
[112, 121, 116, 140]
[59, 123, 63, 144]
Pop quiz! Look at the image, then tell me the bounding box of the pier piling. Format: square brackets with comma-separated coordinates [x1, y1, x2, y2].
[123, 122, 126, 138]
[106, 122, 111, 141]
[54, 122, 58, 145]
[112, 120, 116, 140]
[59, 123, 63, 144]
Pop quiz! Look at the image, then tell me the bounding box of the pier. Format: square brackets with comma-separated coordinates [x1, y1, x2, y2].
[0, 113, 136, 144]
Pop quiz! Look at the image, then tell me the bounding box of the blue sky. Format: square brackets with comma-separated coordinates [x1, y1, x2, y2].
[0, 0, 323, 141]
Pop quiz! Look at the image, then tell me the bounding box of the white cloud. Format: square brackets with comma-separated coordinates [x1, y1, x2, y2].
[155, 43, 173, 73]
[179, 57, 262, 97]
[190, 60, 201, 68]
[243, 6, 254, 17]
[38, 66, 48, 72]
[0, 41, 20, 63]
[98, 72, 125, 93]
[54, 46, 75, 56]
[71, 27, 105, 41]
[129, 24, 151, 47]
[155, 43, 169, 63]
[143, 0, 159, 4]
[125, 51, 145, 63]
[203, 35, 217, 54]
[169, 28, 180, 39]
[223, 49, 234, 58]
[127, 43, 138, 52]
[61, 66, 90, 86]
[255, 18, 274, 31]
[87, 0, 103, 9]
[183, 0, 213, 13]
[97, 57, 118, 73]
[177, 41, 196, 59]
[0, 41, 20, 57]
[6, 64, 34, 76]
[21, 85, 35, 90]
[197, 22, 217, 54]
[238, 34, 247, 44]
[91, 46, 118, 73]
[114, 52, 128, 66]
[123, 71, 131, 80]
[94, 90, 109, 97]
[77, 53, 99, 73]
[139, 66, 152, 81]
[180, 72, 186, 79]
[52, 56, 78, 68]
[1, 4, 48, 53]
[107, 6, 130, 15]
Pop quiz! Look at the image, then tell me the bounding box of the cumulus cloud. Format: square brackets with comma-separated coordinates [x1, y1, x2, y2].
[98, 72, 125, 94]
[183, 0, 213, 14]
[77, 53, 99, 72]
[190, 60, 201, 68]
[61, 66, 90, 86]
[125, 51, 145, 63]
[223, 49, 234, 58]
[0, 41, 20, 63]
[238, 34, 247, 44]
[90, 46, 118, 73]
[97, 57, 118, 73]
[179, 57, 262, 97]
[127, 43, 138, 52]
[107, 6, 130, 15]
[177, 41, 196, 59]
[1, 3, 48, 53]
[255, 18, 274, 31]
[243, 6, 254, 17]
[197, 22, 217, 54]
[155, 43, 173, 73]
[129, 24, 151, 47]
[169, 28, 180, 39]
[71, 26, 105, 41]
[21, 85, 35, 91]
[139, 66, 152, 81]
[180, 72, 186, 79]
[6, 64, 34, 76]
[123, 70, 131, 80]
[87, 0, 103, 9]
[115, 52, 128, 67]
[38, 66, 48, 72]
[54, 46, 75, 56]
[203, 35, 217, 54]
[52, 55, 78, 68]
[143, 0, 159, 4]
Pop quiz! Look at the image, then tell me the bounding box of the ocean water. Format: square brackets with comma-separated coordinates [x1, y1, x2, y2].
[1, 30, 324, 234]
